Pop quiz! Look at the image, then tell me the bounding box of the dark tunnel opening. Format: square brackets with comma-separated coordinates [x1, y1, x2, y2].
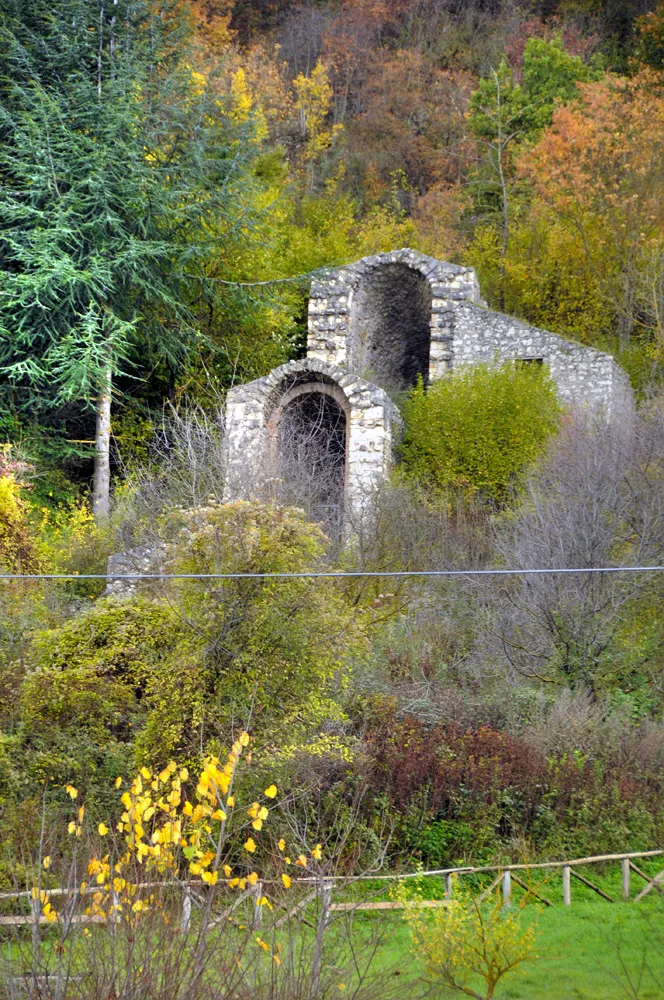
[275, 389, 347, 531]
[349, 263, 432, 391]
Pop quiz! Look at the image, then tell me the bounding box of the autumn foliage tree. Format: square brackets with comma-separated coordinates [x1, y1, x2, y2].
[16, 740, 330, 1000]
[0, 449, 40, 573]
[635, 1, 664, 70]
[521, 72, 664, 349]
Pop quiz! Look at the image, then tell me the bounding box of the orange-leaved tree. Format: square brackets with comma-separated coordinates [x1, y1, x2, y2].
[520, 71, 664, 349]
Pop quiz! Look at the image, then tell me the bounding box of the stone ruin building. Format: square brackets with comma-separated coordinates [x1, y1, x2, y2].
[107, 248, 632, 587]
[222, 248, 632, 524]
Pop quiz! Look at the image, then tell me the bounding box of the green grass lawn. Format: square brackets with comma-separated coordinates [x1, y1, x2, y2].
[345, 900, 664, 999]
[505, 902, 664, 999]
[3, 863, 663, 1000]
[329, 863, 664, 999]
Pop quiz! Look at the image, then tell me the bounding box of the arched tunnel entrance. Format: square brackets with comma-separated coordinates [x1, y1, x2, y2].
[349, 262, 433, 391]
[271, 383, 348, 531]
[223, 358, 398, 519]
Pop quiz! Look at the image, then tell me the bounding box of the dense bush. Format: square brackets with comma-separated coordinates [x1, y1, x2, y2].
[361, 707, 664, 863]
[399, 362, 561, 502]
[4, 501, 370, 805]
[159, 500, 370, 744]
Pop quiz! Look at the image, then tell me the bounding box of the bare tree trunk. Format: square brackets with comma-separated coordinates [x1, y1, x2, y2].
[491, 68, 509, 313]
[93, 367, 112, 523]
[311, 877, 332, 997]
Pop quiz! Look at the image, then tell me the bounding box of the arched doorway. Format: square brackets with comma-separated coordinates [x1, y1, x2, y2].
[349, 263, 433, 391]
[272, 383, 348, 531]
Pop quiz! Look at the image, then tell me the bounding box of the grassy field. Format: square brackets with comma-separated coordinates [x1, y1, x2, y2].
[327, 861, 664, 999]
[358, 900, 664, 999]
[2, 863, 662, 999]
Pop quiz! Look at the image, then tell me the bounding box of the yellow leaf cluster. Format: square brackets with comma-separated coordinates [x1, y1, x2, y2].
[42, 733, 296, 931]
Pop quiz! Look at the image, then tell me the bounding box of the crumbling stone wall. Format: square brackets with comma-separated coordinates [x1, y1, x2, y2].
[307, 247, 630, 415]
[347, 262, 433, 389]
[106, 544, 165, 597]
[224, 249, 633, 522]
[307, 248, 482, 382]
[451, 303, 632, 414]
[109, 248, 634, 578]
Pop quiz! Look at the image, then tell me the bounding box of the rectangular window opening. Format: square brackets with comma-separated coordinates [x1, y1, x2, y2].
[516, 357, 544, 368]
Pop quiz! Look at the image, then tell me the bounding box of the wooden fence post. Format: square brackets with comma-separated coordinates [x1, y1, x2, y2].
[445, 874, 453, 900]
[29, 889, 41, 982]
[562, 866, 571, 906]
[634, 868, 664, 903]
[253, 882, 263, 929]
[30, 892, 40, 943]
[622, 859, 630, 901]
[110, 889, 119, 935]
[311, 879, 333, 998]
[181, 885, 192, 935]
[501, 871, 511, 907]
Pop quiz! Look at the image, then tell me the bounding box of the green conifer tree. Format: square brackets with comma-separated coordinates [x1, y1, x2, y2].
[0, 0, 264, 519]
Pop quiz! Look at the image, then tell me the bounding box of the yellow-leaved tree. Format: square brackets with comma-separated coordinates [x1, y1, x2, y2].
[0, 447, 41, 573]
[520, 70, 664, 351]
[293, 61, 343, 189]
[23, 734, 329, 998]
[400, 879, 538, 1000]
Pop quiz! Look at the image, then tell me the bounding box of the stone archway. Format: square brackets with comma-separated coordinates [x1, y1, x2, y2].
[223, 358, 401, 523]
[307, 249, 482, 382]
[348, 263, 433, 391]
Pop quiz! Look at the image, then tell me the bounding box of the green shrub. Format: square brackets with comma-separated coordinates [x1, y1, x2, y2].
[399, 362, 561, 502]
[416, 819, 477, 868]
[18, 599, 188, 790]
[24, 599, 186, 701]
[13, 501, 369, 793]
[159, 500, 370, 748]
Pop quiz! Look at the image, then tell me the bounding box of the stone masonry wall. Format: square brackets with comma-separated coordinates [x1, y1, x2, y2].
[347, 262, 432, 389]
[225, 250, 633, 518]
[307, 248, 482, 381]
[109, 250, 633, 582]
[307, 248, 631, 415]
[451, 303, 633, 415]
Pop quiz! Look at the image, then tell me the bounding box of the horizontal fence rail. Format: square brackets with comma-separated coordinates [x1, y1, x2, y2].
[293, 849, 664, 882]
[2, 849, 663, 928]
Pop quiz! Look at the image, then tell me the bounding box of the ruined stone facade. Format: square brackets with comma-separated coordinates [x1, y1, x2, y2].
[224, 357, 400, 515]
[223, 248, 632, 516]
[307, 250, 482, 386]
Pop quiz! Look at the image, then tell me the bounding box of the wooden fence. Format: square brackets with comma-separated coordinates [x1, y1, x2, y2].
[1, 848, 663, 929]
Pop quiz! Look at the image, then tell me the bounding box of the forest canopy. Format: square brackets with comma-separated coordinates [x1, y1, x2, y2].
[2, 0, 664, 507]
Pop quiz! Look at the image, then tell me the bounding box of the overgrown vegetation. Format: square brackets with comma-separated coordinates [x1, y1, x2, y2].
[5, 0, 664, 507]
[3, 1, 664, 995]
[399, 362, 561, 502]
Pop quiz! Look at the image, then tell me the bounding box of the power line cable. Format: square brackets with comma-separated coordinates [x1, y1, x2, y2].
[1, 566, 664, 581]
